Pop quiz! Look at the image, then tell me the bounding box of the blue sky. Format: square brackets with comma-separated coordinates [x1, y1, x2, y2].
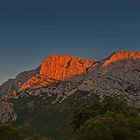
[0, 0, 140, 84]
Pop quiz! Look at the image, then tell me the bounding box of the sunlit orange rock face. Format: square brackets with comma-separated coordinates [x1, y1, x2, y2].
[102, 51, 140, 67]
[20, 55, 96, 91]
[40, 55, 95, 79]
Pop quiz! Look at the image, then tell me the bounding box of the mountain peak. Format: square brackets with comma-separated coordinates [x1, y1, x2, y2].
[111, 51, 140, 59]
[40, 55, 96, 77]
[103, 51, 140, 66]
[19, 55, 96, 91]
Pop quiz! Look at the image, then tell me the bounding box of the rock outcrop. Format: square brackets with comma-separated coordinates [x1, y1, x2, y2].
[0, 69, 39, 100]
[0, 102, 17, 123]
[19, 55, 96, 91]
[79, 51, 140, 106]
[102, 51, 140, 67]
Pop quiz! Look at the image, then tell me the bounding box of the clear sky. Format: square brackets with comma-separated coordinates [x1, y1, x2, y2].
[0, 0, 140, 84]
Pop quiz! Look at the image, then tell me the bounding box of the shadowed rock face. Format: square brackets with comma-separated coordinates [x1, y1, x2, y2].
[0, 102, 17, 123]
[0, 69, 39, 100]
[20, 55, 96, 91]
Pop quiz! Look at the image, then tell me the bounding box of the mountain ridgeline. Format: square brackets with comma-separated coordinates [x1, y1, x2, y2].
[0, 51, 140, 139]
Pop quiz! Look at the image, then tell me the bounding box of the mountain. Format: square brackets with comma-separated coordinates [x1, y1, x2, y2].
[0, 55, 96, 100]
[0, 51, 140, 139]
[20, 55, 96, 91]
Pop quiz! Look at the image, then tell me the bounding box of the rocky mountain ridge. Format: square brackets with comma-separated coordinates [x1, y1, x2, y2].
[20, 55, 96, 91]
[0, 51, 140, 104]
[0, 51, 140, 137]
[0, 55, 96, 100]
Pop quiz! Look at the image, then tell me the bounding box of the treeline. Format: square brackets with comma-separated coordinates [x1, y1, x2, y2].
[1, 94, 140, 140]
[0, 124, 53, 140]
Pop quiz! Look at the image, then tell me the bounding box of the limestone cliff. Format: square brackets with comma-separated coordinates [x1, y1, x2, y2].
[19, 55, 96, 91]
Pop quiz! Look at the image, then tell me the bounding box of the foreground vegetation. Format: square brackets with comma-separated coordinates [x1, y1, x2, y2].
[71, 94, 140, 140]
[0, 124, 53, 140]
[1, 94, 140, 140]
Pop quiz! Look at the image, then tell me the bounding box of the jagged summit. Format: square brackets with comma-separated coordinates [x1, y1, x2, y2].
[102, 51, 140, 66]
[20, 55, 96, 91]
[109, 51, 140, 60]
[40, 55, 95, 78]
